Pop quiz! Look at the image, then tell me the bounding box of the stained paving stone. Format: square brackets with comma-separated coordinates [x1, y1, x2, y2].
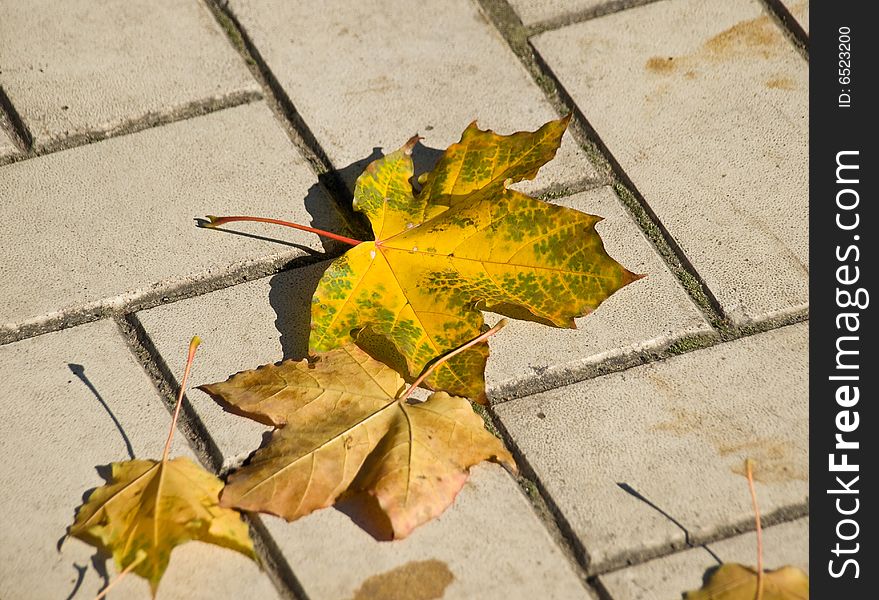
[598, 518, 808, 599]
[532, 0, 808, 325]
[136, 184, 710, 466]
[0, 320, 279, 600]
[484, 186, 712, 399]
[0, 0, 259, 150]
[494, 323, 808, 572]
[0, 102, 344, 338]
[780, 0, 809, 34]
[227, 0, 602, 194]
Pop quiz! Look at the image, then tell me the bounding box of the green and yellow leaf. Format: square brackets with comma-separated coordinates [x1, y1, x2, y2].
[200, 344, 515, 539]
[310, 116, 641, 399]
[69, 457, 255, 596]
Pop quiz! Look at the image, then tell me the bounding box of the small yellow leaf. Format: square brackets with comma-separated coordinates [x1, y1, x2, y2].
[200, 344, 516, 539]
[684, 563, 809, 599]
[69, 457, 256, 596]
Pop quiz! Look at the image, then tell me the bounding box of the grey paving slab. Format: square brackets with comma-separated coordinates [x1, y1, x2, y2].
[261, 464, 592, 600]
[485, 186, 712, 399]
[494, 323, 808, 572]
[0, 320, 278, 600]
[533, 0, 808, 325]
[599, 518, 808, 599]
[228, 0, 601, 194]
[0, 102, 344, 337]
[781, 0, 809, 34]
[0, 0, 259, 150]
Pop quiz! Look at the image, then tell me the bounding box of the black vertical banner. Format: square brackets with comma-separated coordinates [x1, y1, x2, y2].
[810, 1, 876, 596]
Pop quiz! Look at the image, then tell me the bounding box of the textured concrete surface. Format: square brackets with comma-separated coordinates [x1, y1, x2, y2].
[0, 102, 343, 336]
[228, 0, 601, 194]
[0, 0, 259, 149]
[0, 126, 16, 158]
[485, 186, 711, 399]
[262, 464, 592, 600]
[781, 0, 809, 34]
[533, 0, 808, 325]
[599, 518, 808, 599]
[494, 323, 807, 572]
[0, 320, 278, 600]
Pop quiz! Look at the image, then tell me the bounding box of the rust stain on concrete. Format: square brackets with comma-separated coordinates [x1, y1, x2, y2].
[645, 56, 678, 74]
[652, 405, 805, 484]
[766, 76, 796, 90]
[645, 12, 787, 75]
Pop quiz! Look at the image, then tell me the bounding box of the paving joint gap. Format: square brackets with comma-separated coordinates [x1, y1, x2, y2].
[0, 251, 336, 347]
[475, 0, 730, 331]
[203, 0, 370, 241]
[591, 501, 809, 577]
[491, 312, 808, 406]
[484, 403, 596, 577]
[535, 175, 612, 201]
[525, 0, 665, 37]
[247, 516, 312, 600]
[0, 90, 262, 167]
[616, 483, 693, 546]
[488, 329, 718, 405]
[588, 575, 616, 600]
[758, 0, 809, 59]
[115, 314, 224, 472]
[0, 85, 33, 153]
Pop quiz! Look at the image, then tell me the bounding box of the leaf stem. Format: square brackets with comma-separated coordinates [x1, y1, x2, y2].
[746, 459, 764, 600]
[161, 337, 201, 464]
[399, 320, 508, 401]
[94, 552, 146, 600]
[202, 215, 362, 247]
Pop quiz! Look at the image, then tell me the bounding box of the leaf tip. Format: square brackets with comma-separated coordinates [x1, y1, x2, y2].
[403, 135, 422, 155]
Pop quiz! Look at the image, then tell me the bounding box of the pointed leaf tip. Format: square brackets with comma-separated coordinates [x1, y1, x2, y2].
[403, 135, 422, 154]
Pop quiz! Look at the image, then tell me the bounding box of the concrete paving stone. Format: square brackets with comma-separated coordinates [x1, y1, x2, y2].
[0, 320, 279, 600]
[227, 0, 601, 194]
[484, 186, 712, 399]
[0, 0, 260, 150]
[494, 323, 808, 572]
[0, 102, 345, 337]
[533, 0, 808, 325]
[136, 184, 710, 466]
[262, 463, 592, 600]
[599, 518, 808, 599]
[780, 0, 809, 34]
